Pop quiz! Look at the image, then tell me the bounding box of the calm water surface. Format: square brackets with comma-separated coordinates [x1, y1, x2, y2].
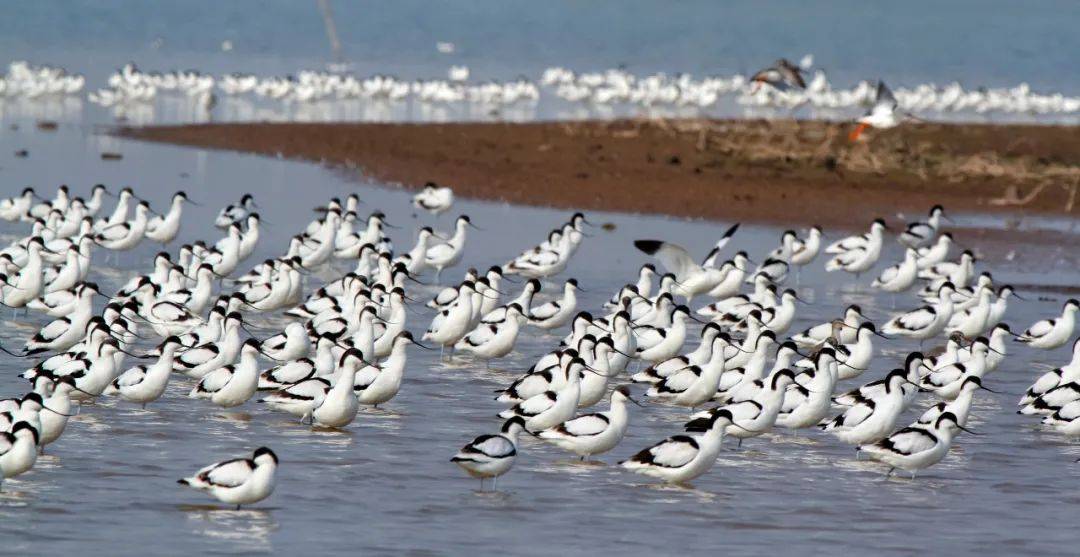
[0, 116, 1079, 556]
[1, 1, 1079, 126]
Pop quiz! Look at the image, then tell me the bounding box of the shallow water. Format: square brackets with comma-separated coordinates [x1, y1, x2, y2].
[4, 1, 1079, 90]
[1, 115, 1079, 555]
[2, 1, 1080, 126]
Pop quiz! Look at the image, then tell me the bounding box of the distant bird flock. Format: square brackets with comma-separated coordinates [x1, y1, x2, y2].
[0, 177, 1078, 506]
[2, 59, 1079, 121]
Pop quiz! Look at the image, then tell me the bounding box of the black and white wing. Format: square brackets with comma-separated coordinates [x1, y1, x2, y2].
[112, 365, 149, 388]
[873, 427, 937, 456]
[198, 458, 255, 488]
[634, 240, 700, 279]
[455, 434, 515, 462]
[887, 306, 938, 332]
[529, 301, 561, 321]
[1022, 319, 1054, 340]
[507, 391, 557, 418]
[193, 366, 234, 395]
[627, 435, 699, 468]
[552, 413, 610, 437]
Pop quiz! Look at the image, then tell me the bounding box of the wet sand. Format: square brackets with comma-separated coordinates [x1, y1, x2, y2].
[116, 119, 1080, 226]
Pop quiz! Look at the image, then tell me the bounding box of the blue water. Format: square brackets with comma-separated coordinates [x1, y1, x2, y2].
[2, 1, 1078, 91]
[2, 5, 1080, 555]
[0, 114, 1078, 556]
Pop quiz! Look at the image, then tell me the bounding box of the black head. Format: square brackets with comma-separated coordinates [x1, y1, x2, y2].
[253, 446, 278, 463]
[339, 348, 365, 367]
[502, 416, 527, 432]
[11, 421, 39, 444]
[771, 368, 796, 389]
[684, 409, 734, 432]
[885, 369, 908, 390]
[935, 412, 960, 429]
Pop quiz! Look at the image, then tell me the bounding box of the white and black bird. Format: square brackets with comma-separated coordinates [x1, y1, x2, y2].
[538, 386, 639, 460]
[860, 412, 975, 479]
[451, 417, 526, 490]
[1017, 299, 1078, 350]
[849, 81, 913, 141]
[750, 58, 806, 92]
[215, 193, 257, 228]
[882, 282, 956, 342]
[898, 205, 949, 248]
[412, 182, 454, 215]
[0, 422, 39, 487]
[822, 369, 913, 447]
[528, 279, 581, 330]
[619, 409, 733, 484]
[177, 447, 278, 509]
[633, 239, 729, 303]
[1018, 338, 1080, 408]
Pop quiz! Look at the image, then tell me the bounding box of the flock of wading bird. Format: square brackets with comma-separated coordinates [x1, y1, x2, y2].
[0, 182, 1077, 505]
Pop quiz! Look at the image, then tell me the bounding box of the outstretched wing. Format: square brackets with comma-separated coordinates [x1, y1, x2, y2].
[634, 240, 700, 279]
[876, 81, 898, 109]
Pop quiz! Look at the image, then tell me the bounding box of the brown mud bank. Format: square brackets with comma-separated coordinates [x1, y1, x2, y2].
[116, 119, 1080, 227]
